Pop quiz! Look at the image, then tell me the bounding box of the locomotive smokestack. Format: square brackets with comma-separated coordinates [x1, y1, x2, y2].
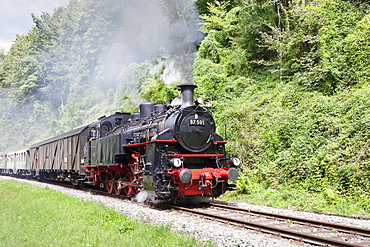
[178, 83, 197, 108]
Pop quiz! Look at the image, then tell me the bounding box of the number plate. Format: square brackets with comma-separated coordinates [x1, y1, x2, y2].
[189, 119, 205, 126]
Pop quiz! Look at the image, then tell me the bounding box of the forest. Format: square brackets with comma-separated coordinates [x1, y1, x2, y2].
[1, 0, 370, 214]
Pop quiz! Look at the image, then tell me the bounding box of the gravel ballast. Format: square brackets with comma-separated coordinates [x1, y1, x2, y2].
[2, 176, 370, 247]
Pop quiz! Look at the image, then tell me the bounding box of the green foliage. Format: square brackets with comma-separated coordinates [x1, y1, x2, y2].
[307, 0, 369, 93]
[322, 13, 370, 86]
[0, 32, 46, 104]
[220, 186, 370, 216]
[140, 78, 179, 103]
[197, 0, 370, 95]
[219, 85, 370, 201]
[196, 0, 240, 15]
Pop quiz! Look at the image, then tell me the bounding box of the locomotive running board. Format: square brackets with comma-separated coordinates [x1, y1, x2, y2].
[167, 154, 224, 158]
[123, 140, 178, 148]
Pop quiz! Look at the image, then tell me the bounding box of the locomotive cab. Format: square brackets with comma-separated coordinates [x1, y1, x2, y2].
[84, 112, 130, 166]
[88, 112, 130, 140]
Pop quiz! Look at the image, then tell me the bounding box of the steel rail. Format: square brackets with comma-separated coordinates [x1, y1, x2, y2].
[204, 202, 370, 237]
[159, 203, 368, 247]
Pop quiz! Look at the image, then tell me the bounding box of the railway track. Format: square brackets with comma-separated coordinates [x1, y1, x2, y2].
[156, 202, 370, 247]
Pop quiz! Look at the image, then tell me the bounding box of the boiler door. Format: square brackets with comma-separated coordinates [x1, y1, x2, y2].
[176, 110, 215, 152]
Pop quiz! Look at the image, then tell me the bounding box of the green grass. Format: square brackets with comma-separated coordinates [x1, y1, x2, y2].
[0, 178, 210, 247]
[220, 185, 370, 218]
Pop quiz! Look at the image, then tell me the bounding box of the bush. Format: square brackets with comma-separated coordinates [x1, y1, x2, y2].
[219, 84, 370, 198]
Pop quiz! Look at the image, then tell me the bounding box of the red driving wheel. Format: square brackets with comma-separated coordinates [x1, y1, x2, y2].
[106, 172, 114, 194]
[113, 172, 122, 195]
[124, 172, 134, 197]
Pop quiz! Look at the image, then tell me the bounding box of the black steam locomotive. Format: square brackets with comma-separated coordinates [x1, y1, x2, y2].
[0, 83, 239, 203]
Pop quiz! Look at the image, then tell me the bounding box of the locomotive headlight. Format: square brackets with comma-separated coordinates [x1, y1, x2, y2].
[230, 157, 240, 167]
[180, 169, 192, 183]
[170, 158, 183, 168]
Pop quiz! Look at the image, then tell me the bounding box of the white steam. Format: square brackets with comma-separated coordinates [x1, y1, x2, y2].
[133, 190, 149, 203]
[103, 0, 203, 86]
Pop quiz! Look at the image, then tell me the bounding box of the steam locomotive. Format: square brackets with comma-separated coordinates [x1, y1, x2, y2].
[0, 83, 239, 203]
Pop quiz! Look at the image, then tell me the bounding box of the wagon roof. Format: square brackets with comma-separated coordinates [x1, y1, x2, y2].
[1, 145, 33, 156]
[30, 125, 89, 148]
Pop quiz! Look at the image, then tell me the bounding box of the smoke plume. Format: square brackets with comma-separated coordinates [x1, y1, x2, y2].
[105, 0, 203, 85]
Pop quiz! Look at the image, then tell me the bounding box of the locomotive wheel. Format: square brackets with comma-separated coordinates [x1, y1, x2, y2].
[113, 172, 122, 195]
[124, 172, 134, 197]
[106, 172, 114, 194]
